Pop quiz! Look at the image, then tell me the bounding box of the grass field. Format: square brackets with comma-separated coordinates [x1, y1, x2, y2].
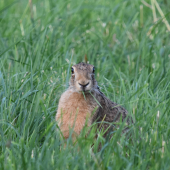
[1, 0, 170, 169]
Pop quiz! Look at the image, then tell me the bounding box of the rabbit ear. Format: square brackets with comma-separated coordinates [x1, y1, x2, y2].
[84, 54, 88, 63]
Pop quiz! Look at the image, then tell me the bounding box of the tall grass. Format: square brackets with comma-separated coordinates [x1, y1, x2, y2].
[0, 0, 170, 169]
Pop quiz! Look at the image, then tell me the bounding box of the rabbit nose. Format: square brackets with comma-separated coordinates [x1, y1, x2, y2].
[78, 82, 89, 88]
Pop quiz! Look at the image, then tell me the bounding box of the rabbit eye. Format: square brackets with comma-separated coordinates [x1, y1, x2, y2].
[92, 67, 95, 73]
[71, 67, 74, 74]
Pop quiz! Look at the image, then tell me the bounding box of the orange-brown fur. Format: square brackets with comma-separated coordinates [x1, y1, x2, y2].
[56, 90, 98, 139]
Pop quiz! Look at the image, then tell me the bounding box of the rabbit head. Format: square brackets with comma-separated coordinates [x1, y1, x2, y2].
[69, 62, 98, 92]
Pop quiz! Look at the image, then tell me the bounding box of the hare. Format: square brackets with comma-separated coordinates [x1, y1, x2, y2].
[56, 62, 130, 140]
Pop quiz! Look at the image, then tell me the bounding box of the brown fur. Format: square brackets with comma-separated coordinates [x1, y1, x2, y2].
[56, 62, 130, 139]
[56, 91, 98, 139]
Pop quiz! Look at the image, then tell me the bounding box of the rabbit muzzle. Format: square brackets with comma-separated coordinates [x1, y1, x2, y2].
[76, 80, 92, 92]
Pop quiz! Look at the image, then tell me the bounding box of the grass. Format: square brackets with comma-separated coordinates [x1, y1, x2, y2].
[0, 0, 170, 169]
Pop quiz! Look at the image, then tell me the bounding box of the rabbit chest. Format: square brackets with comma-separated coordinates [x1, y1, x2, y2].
[56, 90, 98, 138]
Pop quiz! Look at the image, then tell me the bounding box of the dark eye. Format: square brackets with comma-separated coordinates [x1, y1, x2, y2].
[71, 67, 74, 74]
[93, 67, 95, 73]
